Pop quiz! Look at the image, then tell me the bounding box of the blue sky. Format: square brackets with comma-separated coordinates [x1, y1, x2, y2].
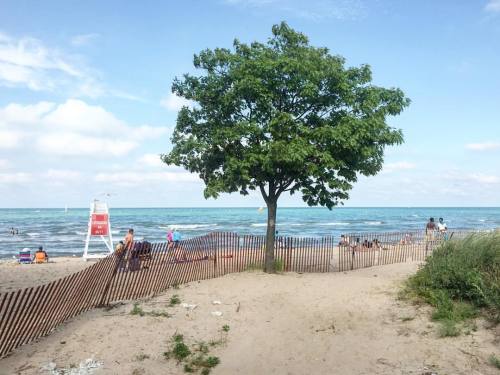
[0, 0, 499, 208]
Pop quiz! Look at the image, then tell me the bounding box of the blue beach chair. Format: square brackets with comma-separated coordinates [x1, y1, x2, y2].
[18, 249, 32, 264]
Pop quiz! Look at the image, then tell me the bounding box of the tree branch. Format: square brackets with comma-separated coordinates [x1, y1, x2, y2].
[259, 183, 269, 204]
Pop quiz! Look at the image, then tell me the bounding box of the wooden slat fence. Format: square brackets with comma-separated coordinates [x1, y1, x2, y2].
[0, 229, 479, 358]
[338, 229, 478, 271]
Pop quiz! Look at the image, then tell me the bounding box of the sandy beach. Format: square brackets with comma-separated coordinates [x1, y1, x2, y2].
[1, 261, 498, 375]
[0, 257, 95, 293]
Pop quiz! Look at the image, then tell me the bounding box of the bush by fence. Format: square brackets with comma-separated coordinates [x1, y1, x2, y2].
[0, 229, 477, 358]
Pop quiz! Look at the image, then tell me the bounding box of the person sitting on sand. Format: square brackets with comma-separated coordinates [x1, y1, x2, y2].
[350, 237, 361, 252]
[34, 246, 48, 263]
[339, 235, 348, 246]
[400, 233, 412, 245]
[115, 241, 125, 254]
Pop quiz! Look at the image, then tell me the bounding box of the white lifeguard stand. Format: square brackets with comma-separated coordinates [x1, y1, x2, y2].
[83, 199, 114, 261]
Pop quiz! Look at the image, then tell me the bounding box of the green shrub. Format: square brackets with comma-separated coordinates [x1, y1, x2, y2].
[403, 232, 500, 333]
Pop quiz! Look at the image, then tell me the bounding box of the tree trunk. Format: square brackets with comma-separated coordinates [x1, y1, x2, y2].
[264, 199, 277, 273]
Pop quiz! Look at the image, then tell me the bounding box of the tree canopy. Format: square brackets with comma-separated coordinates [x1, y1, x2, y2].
[162, 22, 410, 272]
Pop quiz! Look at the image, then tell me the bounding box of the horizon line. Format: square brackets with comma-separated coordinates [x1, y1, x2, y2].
[1, 206, 499, 209]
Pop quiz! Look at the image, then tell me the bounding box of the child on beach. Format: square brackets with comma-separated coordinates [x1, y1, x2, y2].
[167, 229, 174, 250]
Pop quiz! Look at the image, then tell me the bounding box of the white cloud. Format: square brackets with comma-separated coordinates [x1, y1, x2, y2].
[37, 133, 137, 156]
[465, 142, 500, 151]
[0, 172, 32, 184]
[0, 101, 55, 124]
[70, 33, 100, 46]
[467, 173, 499, 184]
[95, 170, 198, 186]
[0, 34, 85, 91]
[0, 99, 168, 157]
[485, 0, 500, 12]
[0, 32, 139, 100]
[382, 161, 416, 173]
[0, 130, 23, 148]
[160, 92, 194, 111]
[0, 159, 10, 169]
[42, 99, 125, 134]
[45, 169, 82, 180]
[138, 153, 164, 168]
[223, 0, 366, 20]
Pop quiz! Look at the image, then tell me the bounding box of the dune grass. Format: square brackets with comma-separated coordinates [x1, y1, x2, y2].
[401, 231, 499, 336]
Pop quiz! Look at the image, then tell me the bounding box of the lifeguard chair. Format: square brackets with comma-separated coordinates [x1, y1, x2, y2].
[83, 200, 114, 261]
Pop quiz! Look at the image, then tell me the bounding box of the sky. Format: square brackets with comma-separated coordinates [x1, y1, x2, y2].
[0, 0, 499, 208]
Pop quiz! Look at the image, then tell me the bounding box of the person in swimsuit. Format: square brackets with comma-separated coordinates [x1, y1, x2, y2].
[124, 228, 134, 251]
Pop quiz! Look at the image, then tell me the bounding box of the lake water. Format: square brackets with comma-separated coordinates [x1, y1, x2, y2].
[1, 207, 499, 258]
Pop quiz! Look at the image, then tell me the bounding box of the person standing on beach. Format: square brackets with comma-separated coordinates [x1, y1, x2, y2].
[173, 229, 181, 248]
[438, 217, 448, 240]
[124, 228, 134, 251]
[437, 218, 447, 233]
[425, 217, 436, 250]
[167, 228, 174, 250]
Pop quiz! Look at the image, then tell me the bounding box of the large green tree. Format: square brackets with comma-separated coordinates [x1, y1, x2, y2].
[162, 22, 410, 272]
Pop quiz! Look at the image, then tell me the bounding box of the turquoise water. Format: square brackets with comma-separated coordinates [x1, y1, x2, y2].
[0, 207, 499, 258]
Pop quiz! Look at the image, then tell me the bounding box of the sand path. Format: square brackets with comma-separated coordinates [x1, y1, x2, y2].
[1, 262, 498, 375]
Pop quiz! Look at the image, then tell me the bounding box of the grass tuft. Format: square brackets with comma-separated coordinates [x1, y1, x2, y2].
[172, 342, 191, 361]
[169, 294, 181, 307]
[489, 354, 500, 369]
[130, 303, 145, 316]
[164, 332, 224, 373]
[437, 320, 461, 337]
[134, 353, 150, 361]
[273, 258, 284, 272]
[244, 262, 263, 271]
[130, 303, 170, 318]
